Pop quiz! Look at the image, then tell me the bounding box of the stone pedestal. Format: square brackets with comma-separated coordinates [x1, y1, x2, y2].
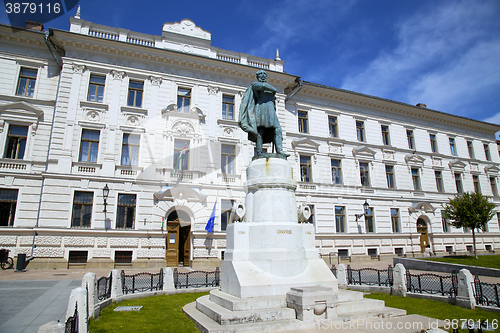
[221, 158, 337, 298]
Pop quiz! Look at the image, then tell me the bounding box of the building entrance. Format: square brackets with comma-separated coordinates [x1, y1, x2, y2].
[166, 211, 191, 267]
[416, 218, 429, 253]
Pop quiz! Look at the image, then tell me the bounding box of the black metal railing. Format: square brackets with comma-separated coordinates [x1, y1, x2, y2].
[330, 265, 337, 278]
[97, 273, 112, 300]
[173, 267, 220, 289]
[121, 270, 164, 294]
[346, 265, 393, 287]
[473, 275, 500, 308]
[65, 302, 78, 333]
[406, 270, 457, 296]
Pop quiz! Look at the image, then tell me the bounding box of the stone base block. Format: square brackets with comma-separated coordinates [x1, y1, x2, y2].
[379, 253, 396, 261]
[286, 286, 337, 322]
[349, 254, 371, 262]
[25, 257, 68, 270]
[86, 258, 115, 269]
[191, 258, 221, 269]
[132, 258, 166, 269]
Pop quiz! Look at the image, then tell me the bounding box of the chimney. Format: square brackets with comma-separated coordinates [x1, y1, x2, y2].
[25, 20, 44, 31]
[416, 103, 427, 108]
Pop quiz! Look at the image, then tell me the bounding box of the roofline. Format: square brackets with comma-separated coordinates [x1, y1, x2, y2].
[301, 80, 500, 133]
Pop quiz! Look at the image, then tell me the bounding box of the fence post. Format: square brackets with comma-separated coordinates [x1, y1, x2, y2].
[81, 272, 97, 319]
[456, 269, 475, 309]
[392, 263, 407, 297]
[65, 287, 88, 333]
[163, 267, 175, 290]
[337, 264, 348, 289]
[110, 269, 123, 299]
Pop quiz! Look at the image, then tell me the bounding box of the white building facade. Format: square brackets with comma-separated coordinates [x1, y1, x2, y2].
[0, 14, 499, 269]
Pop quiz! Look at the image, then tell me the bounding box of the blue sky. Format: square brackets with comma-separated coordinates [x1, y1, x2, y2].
[2, 0, 500, 129]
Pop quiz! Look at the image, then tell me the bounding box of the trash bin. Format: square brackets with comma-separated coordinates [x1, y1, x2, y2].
[16, 253, 26, 271]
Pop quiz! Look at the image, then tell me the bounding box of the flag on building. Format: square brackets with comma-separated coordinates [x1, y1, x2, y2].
[173, 143, 187, 175]
[205, 201, 216, 233]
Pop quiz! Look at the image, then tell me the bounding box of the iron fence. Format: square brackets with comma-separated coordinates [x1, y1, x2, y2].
[346, 265, 393, 286]
[121, 269, 164, 294]
[65, 302, 78, 333]
[97, 273, 112, 300]
[473, 275, 500, 308]
[330, 265, 337, 278]
[174, 267, 220, 289]
[406, 270, 457, 297]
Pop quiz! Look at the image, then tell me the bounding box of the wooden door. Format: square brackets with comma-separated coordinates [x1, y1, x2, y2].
[166, 219, 179, 267]
[417, 219, 429, 253]
[180, 226, 191, 266]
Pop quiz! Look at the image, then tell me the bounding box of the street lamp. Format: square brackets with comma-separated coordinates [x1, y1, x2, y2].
[355, 200, 370, 221]
[103, 184, 109, 213]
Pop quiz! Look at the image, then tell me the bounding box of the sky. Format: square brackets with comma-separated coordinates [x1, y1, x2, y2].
[2, 0, 500, 130]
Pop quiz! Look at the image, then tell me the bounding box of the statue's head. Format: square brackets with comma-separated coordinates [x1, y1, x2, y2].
[256, 70, 267, 82]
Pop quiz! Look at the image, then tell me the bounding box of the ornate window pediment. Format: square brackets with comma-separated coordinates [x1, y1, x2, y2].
[448, 159, 467, 171]
[154, 185, 207, 202]
[409, 201, 435, 213]
[353, 146, 376, 160]
[484, 164, 500, 175]
[291, 137, 320, 152]
[161, 103, 205, 121]
[0, 101, 43, 123]
[405, 153, 425, 166]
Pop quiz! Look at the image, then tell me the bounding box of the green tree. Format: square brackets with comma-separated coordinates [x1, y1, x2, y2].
[442, 192, 496, 259]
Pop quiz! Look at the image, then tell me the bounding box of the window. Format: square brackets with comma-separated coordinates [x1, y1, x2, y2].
[87, 74, 105, 102]
[121, 134, 140, 166]
[300, 156, 312, 182]
[335, 206, 345, 233]
[16, 68, 37, 97]
[221, 199, 234, 231]
[368, 248, 378, 258]
[222, 95, 234, 120]
[484, 143, 491, 161]
[0, 189, 18, 227]
[381, 125, 390, 145]
[174, 139, 189, 172]
[127, 80, 143, 107]
[331, 159, 342, 185]
[356, 121, 365, 142]
[467, 141, 475, 159]
[407, 130, 415, 150]
[328, 116, 337, 138]
[79, 129, 100, 163]
[473, 175, 481, 193]
[4, 125, 28, 159]
[385, 165, 395, 189]
[177, 87, 191, 113]
[411, 168, 421, 191]
[68, 251, 88, 264]
[338, 249, 349, 259]
[391, 208, 400, 233]
[221, 144, 235, 174]
[490, 177, 498, 196]
[116, 194, 136, 229]
[455, 173, 463, 194]
[395, 248, 404, 256]
[441, 211, 450, 232]
[359, 162, 370, 187]
[365, 207, 374, 233]
[449, 138, 457, 156]
[435, 171, 444, 193]
[115, 251, 132, 264]
[429, 134, 437, 153]
[446, 246, 454, 254]
[298, 111, 308, 133]
[71, 191, 93, 228]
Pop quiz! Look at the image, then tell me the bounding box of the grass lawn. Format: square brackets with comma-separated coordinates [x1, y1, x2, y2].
[422, 254, 500, 269]
[365, 292, 500, 333]
[89, 291, 208, 333]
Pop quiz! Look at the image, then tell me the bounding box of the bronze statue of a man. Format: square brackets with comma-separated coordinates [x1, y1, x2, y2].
[239, 70, 288, 159]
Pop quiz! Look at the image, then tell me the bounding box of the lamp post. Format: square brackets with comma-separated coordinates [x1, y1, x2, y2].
[103, 184, 109, 213]
[355, 200, 370, 222]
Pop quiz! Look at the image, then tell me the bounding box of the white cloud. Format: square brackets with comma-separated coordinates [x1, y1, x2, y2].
[340, 0, 500, 117]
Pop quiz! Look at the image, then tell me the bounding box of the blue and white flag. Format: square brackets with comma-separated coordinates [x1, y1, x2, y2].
[205, 201, 216, 233]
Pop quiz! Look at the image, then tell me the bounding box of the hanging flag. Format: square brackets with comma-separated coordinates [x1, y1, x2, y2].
[205, 201, 217, 233]
[173, 143, 187, 175]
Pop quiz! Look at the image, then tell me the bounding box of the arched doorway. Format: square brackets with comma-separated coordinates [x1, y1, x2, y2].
[166, 210, 191, 267]
[416, 218, 429, 253]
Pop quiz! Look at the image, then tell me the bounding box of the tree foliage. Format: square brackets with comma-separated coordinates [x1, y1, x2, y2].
[442, 192, 496, 259]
